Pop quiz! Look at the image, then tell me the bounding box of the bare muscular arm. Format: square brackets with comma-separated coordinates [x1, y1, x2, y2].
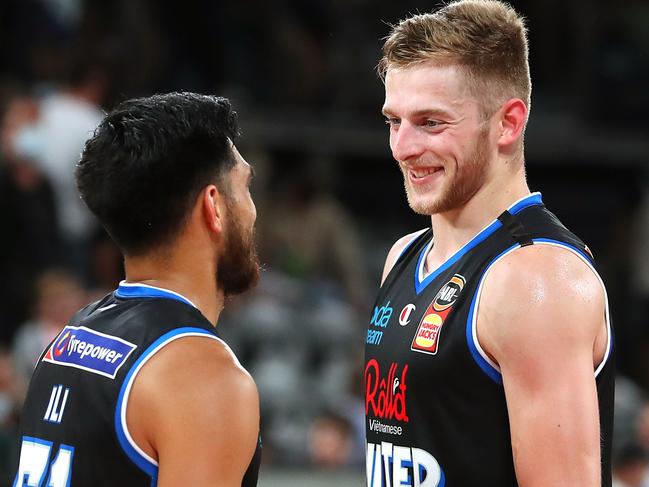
[477, 244, 608, 486]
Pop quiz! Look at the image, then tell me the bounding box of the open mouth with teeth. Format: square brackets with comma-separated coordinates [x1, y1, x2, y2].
[408, 166, 444, 182]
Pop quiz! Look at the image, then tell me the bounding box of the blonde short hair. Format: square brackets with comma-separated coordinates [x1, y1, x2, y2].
[379, 0, 531, 115]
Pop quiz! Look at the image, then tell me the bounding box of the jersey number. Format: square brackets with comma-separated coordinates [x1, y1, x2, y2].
[13, 437, 74, 487]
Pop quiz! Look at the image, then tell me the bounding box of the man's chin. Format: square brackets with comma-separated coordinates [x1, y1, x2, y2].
[221, 264, 261, 298]
[406, 194, 442, 216]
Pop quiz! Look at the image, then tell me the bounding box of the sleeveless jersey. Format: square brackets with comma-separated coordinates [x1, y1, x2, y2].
[364, 193, 614, 487]
[13, 282, 261, 487]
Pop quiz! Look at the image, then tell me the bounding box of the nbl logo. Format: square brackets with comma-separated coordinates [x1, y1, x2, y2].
[432, 275, 465, 312]
[411, 274, 466, 355]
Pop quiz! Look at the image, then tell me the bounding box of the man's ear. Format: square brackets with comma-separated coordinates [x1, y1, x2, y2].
[201, 185, 225, 237]
[497, 98, 528, 149]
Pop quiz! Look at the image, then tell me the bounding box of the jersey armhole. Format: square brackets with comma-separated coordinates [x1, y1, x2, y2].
[114, 327, 233, 483]
[465, 240, 613, 385]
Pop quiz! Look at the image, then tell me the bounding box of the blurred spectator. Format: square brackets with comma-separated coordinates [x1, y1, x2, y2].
[0, 346, 21, 425]
[615, 375, 648, 450]
[5, 51, 107, 280]
[636, 403, 649, 456]
[0, 94, 62, 342]
[260, 164, 368, 310]
[612, 443, 649, 487]
[307, 412, 354, 468]
[11, 268, 85, 390]
[220, 269, 365, 467]
[0, 346, 22, 485]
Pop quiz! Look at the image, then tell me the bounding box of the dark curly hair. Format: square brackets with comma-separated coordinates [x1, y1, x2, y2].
[76, 92, 239, 256]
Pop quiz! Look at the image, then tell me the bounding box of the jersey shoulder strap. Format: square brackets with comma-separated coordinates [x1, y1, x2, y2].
[382, 228, 432, 289]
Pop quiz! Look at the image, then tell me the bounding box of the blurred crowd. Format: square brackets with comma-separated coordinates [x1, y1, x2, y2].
[1, 0, 649, 485]
[0, 92, 371, 483]
[0, 81, 372, 482]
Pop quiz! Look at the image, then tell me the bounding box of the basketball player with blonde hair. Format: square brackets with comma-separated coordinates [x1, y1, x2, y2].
[364, 1, 613, 485]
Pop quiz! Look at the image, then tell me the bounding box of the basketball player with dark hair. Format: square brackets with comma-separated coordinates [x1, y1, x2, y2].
[365, 1, 613, 486]
[13, 92, 262, 486]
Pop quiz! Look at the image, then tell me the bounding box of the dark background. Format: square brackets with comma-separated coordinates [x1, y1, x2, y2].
[0, 0, 648, 483]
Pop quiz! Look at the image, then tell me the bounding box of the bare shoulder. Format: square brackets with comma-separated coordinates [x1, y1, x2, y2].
[127, 334, 259, 467]
[381, 229, 428, 285]
[139, 335, 258, 412]
[135, 337, 259, 421]
[478, 244, 605, 361]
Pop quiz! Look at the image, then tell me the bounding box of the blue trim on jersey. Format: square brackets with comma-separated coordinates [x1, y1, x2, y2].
[368, 444, 378, 487]
[401, 458, 413, 485]
[114, 326, 216, 484]
[508, 192, 543, 215]
[465, 244, 518, 385]
[115, 283, 195, 307]
[466, 236, 601, 384]
[414, 193, 543, 295]
[528, 238, 614, 373]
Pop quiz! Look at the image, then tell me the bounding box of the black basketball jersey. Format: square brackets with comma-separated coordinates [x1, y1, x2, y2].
[13, 282, 261, 487]
[364, 193, 614, 487]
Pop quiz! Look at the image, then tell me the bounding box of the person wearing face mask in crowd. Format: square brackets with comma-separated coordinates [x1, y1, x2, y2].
[5, 53, 107, 280]
[0, 95, 62, 342]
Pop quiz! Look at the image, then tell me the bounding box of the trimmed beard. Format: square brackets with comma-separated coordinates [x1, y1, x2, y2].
[216, 202, 260, 297]
[404, 127, 490, 215]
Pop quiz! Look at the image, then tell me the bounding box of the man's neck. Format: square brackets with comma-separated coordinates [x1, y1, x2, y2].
[426, 172, 530, 274]
[123, 253, 223, 326]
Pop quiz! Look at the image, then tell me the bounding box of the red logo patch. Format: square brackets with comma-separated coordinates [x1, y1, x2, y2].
[54, 331, 71, 357]
[411, 274, 465, 355]
[364, 359, 409, 423]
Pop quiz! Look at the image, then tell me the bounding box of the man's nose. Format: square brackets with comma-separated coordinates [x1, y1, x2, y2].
[390, 121, 425, 162]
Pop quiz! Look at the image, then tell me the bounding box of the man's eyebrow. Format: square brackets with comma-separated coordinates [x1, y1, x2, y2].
[248, 165, 256, 182]
[382, 107, 454, 119]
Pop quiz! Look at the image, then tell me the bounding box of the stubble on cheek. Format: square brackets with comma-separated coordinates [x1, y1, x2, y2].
[401, 130, 490, 216]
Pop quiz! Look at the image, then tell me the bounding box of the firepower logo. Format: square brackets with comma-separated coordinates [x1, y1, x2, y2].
[43, 325, 136, 379]
[365, 359, 409, 423]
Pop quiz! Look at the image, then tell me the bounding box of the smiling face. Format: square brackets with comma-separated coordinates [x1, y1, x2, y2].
[383, 62, 496, 216]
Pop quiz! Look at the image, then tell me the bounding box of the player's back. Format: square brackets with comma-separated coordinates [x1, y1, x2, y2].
[13, 283, 261, 486]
